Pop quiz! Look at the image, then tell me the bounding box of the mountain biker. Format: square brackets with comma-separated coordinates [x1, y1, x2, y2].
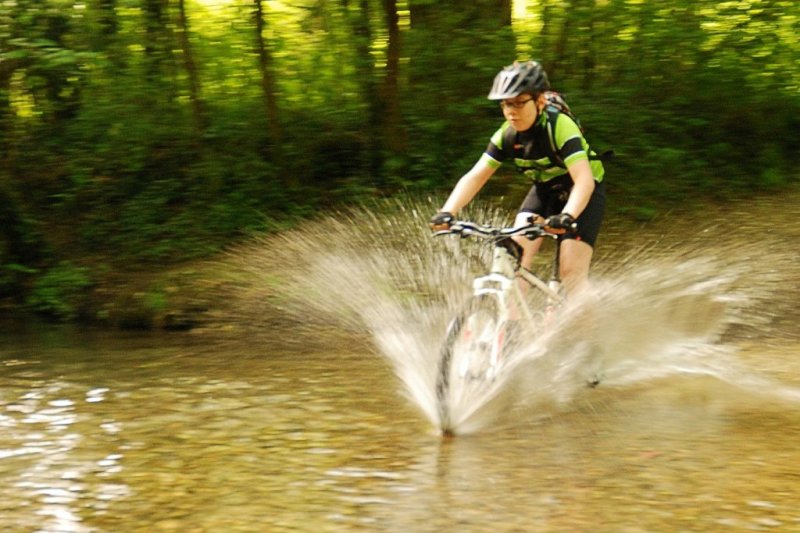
[429, 60, 605, 295]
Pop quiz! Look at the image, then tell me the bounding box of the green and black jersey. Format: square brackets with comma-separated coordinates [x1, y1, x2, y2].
[480, 111, 605, 184]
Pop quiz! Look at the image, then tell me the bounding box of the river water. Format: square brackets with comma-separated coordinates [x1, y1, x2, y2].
[2, 196, 800, 532]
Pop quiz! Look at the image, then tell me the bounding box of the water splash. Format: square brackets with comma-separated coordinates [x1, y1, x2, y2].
[225, 196, 800, 435]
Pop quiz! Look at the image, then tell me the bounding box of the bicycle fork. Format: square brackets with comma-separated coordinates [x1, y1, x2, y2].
[458, 246, 517, 378]
[471, 245, 516, 304]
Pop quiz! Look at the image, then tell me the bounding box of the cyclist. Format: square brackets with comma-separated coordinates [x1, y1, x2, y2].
[430, 60, 605, 296]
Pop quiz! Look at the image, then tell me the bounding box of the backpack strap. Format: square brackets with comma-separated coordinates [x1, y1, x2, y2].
[544, 106, 566, 168]
[546, 106, 614, 167]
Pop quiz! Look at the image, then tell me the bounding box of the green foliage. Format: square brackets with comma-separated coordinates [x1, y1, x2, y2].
[26, 261, 92, 321]
[0, 262, 37, 300]
[0, 0, 798, 319]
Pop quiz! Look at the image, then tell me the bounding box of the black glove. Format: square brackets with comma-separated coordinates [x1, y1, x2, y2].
[544, 212, 577, 231]
[429, 211, 454, 229]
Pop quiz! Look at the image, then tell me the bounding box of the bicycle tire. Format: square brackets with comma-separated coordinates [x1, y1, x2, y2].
[436, 294, 507, 433]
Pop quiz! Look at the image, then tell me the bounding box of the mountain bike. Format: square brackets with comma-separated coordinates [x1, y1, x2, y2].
[433, 219, 568, 434]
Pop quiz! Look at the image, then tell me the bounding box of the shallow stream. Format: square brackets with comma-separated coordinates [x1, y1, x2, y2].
[2, 195, 799, 531]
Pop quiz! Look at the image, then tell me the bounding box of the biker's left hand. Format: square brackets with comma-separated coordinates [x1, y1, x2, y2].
[544, 212, 577, 233]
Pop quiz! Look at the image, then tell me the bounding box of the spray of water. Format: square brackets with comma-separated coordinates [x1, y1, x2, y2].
[224, 195, 800, 435]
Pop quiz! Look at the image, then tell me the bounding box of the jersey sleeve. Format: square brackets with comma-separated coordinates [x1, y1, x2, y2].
[553, 114, 588, 166]
[482, 122, 512, 170]
[553, 113, 606, 181]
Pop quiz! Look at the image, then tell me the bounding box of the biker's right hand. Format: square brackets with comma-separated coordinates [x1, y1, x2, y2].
[429, 211, 454, 231]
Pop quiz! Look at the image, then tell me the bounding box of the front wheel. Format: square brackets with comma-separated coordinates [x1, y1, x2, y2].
[436, 294, 508, 433]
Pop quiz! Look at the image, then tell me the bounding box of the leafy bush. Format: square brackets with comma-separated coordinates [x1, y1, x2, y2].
[26, 262, 93, 321]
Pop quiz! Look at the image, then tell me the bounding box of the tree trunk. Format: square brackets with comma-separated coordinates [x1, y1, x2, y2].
[380, 0, 404, 153]
[176, 0, 206, 133]
[0, 61, 15, 147]
[575, 0, 596, 90]
[347, 0, 383, 177]
[498, 0, 512, 26]
[254, 0, 281, 149]
[550, 0, 574, 81]
[143, 0, 169, 82]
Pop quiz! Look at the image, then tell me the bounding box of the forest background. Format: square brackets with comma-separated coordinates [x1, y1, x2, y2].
[1, 0, 798, 324]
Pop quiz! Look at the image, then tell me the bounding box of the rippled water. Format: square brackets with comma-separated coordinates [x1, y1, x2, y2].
[2, 328, 800, 531]
[2, 194, 800, 531]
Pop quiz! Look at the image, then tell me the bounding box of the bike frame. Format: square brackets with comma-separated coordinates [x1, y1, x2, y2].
[433, 220, 572, 433]
[442, 221, 566, 327]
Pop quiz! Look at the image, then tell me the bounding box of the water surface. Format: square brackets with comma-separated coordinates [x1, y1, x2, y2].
[3, 195, 800, 531]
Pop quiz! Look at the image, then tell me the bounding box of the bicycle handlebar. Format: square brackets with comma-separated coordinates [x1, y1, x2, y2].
[433, 220, 564, 241]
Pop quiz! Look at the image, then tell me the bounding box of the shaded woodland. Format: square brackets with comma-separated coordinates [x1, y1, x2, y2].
[1, 0, 798, 320]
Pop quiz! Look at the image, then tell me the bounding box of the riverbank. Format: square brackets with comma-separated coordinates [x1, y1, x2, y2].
[0, 258, 235, 333]
[3, 186, 796, 334]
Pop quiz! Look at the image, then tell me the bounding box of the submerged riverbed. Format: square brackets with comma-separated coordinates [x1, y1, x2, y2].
[2, 327, 800, 532]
